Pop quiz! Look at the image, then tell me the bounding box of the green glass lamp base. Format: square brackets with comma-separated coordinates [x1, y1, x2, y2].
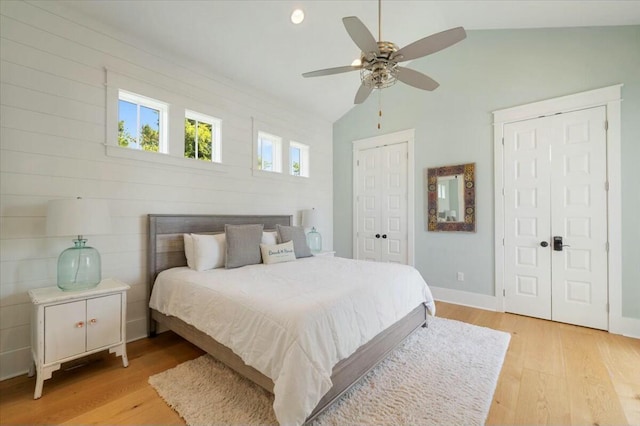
[307, 228, 323, 253]
[57, 239, 102, 291]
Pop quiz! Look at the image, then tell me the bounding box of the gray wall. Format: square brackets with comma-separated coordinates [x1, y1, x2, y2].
[333, 26, 640, 319]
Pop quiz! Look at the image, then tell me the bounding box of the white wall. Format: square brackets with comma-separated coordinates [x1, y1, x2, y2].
[0, 1, 333, 380]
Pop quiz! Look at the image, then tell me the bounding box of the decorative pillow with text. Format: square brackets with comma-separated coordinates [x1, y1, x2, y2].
[260, 240, 297, 265]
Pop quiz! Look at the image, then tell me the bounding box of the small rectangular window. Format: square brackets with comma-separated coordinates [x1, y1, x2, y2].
[185, 110, 221, 163]
[290, 146, 301, 176]
[257, 131, 282, 172]
[118, 90, 167, 153]
[290, 141, 309, 177]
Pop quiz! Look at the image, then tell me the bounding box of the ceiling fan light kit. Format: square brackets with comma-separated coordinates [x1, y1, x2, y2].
[359, 41, 400, 90]
[302, 0, 467, 106]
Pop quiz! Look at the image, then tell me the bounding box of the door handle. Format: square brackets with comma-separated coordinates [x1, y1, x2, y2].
[553, 236, 570, 251]
[382, 234, 387, 239]
[540, 241, 549, 247]
[375, 234, 380, 239]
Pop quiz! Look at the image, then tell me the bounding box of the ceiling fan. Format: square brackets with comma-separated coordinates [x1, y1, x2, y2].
[302, 0, 467, 104]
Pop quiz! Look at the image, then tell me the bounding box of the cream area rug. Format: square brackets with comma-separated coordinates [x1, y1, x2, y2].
[149, 316, 510, 425]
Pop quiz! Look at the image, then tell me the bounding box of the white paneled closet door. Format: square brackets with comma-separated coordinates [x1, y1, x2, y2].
[549, 108, 608, 329]
[381, 143, 408, 263]
[504, 116, 553, 320]
[504, 106, 608, 330]
[356, 143, 408, 264]
[357, 146, 383, 262]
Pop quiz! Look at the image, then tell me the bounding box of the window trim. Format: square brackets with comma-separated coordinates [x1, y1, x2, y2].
[185, 109, 222, 163]
[256, 130, 282, 173]
[105, 68, 230, 173]
[289, 141, 310, 178]
[118, 89, 168, 153]
[251, 118, 314, 182]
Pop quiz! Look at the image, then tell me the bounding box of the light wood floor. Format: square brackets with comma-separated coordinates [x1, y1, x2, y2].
[1, 301, 638, 425]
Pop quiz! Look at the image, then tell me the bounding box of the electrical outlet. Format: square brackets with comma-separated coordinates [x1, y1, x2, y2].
[457, 272, 464, 281]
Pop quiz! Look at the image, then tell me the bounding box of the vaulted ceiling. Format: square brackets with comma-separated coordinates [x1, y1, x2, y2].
[56, 0, 640, 122]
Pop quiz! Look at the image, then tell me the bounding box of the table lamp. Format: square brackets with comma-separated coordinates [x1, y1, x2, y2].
[302, 208, 322, 253]
[46, 197, 111, 291]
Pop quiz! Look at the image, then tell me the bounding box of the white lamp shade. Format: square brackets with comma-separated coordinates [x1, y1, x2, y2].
[46, 198, 112, 237]
[302, 208, 319, 228]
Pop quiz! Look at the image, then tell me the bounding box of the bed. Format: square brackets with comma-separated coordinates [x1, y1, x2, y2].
[147, 214, 435, 425]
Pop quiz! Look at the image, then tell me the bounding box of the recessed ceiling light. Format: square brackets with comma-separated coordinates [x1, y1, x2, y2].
[291, 9, 304, 24]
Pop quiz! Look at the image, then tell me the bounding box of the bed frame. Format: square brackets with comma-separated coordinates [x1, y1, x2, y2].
[147, 214, 428, 423]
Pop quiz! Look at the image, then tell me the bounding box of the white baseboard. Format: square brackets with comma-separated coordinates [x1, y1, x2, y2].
[610, 315, 640, 339]
[126, 317, 149, 341]
[430, 286, 499, 312]
[431, 286, 640, 339]
[0, 347, 32, 381]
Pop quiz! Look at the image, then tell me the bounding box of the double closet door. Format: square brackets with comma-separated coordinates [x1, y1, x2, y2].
[355, 142, 408, 264]
[503, 106, 608, 330]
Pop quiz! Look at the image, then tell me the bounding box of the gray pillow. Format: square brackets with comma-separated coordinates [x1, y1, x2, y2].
[225, 224, 264, 268]
[276, 224, 312, 258]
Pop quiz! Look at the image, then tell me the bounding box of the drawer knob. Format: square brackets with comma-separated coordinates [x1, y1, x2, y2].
[75, 321, 84, 328]
[89, 318, 97, 325]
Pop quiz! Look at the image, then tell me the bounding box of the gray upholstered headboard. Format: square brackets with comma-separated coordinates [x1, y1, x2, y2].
[147, 214, 293, 333]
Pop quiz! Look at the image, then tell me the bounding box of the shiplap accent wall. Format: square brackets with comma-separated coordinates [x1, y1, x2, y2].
[0, 1, 333, 380]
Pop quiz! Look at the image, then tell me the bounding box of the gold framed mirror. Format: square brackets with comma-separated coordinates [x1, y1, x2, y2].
[426, 163, 476, 232]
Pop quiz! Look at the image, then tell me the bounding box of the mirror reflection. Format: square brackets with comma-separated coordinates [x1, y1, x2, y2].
[426, 163, 476, 232]
[437, 175, 464, 222]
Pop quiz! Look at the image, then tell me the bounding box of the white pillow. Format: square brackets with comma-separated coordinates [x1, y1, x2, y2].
[191, 233, 226, 271]
[260, 240, 297, 265]
[185, 232, 277, 270]
[262, 231, 278, 245]
[183, 234, 195, 269]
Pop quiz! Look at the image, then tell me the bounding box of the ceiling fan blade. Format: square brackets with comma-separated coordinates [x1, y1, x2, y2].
[354, 83, 373, 104]
[343, 16, 380, 55]
[397, 67, 440, 91]
[393, 27, 466, 62]
[302, 65, 361, 78]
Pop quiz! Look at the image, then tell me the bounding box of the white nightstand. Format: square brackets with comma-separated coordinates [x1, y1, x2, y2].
[312, 251, 335, 257]
[28, 278, 130, 399]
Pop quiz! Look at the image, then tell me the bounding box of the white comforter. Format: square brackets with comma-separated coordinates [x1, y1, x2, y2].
[149, 256, 435, 425]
